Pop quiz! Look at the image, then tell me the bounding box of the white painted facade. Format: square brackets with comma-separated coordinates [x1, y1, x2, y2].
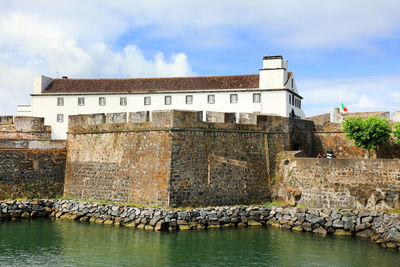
[18, 56, 305, 139]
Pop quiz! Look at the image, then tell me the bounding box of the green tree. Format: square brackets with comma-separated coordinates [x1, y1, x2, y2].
[342, 116, 392, 158]
[394, 122, 400, 144]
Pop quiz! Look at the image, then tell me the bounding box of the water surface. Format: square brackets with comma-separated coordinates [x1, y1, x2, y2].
[0, 219, 399, 266]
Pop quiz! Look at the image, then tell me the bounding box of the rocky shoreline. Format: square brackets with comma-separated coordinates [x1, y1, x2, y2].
[1, 199, 399, 250]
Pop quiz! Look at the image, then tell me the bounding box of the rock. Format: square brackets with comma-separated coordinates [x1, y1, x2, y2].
[305, 214, 323, 224]
[218, 217, 231, 224]
[196, 224, 206, 230]
[292, 226, 303, 232]
[103, 219, 114, 225]
[355, 229, 373, 238]
[334, 229, 352, 236]
[386, 243, 397, 249]
[144, 225, 154, 231]
[79, 216, 89, 222]
[21, 212, 30, 218]
[155, 221, 167, 231]
[248, 220, 262, 226]
[313, 227, 327, 235]
[355, 224, 367, 232]
[333, 219, 344, 229]
[237, 222, 247, 228]
[388, 229, 400, 242]
[136, 224, 145, 229]
[207, 212, 218, 221]
[302, 222, 313, 232]
[125, 222, 136, 228]
[95, 218, 104, 224]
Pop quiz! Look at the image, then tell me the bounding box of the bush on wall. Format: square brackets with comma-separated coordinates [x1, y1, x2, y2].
[342, 116, 392, 158]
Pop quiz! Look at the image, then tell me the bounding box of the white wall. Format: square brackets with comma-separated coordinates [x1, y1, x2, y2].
[28, 56, 306, 139]
[32, 90, 272, 139]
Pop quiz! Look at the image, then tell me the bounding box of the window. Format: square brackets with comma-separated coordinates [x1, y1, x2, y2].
[253, 93, 261, 103]
[99, 97, 106, 106]
[230, 94, 238, 103]
[185, 95, 193, 104]
[57, 97, 64, 106]
[165, 95, 172, 105]
[207, 94, 215, 104]
[292, 95, 295, 105]
[299, 100, 301, 109]
[291, 79, 294, 88]
[120, 97, 127, 106]
[289, 94, 292, 105]
[78, 97, 85, 106]
[144, 96, 151, 105]
[57, 114, 64, 123]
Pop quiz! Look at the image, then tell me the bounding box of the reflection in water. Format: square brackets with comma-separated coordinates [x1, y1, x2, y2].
[0, 219, 399, 266]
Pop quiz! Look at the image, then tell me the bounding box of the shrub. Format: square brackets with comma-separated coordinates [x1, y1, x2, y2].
[394, 122, 400, 144]
[342, 116, 392, 158]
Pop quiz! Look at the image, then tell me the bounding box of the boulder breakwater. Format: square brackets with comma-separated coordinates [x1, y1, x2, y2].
[0, 199, 399, 250]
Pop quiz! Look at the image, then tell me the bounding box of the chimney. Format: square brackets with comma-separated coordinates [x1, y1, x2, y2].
[262, 55, 287, 69]
[33, 75, 53, 94]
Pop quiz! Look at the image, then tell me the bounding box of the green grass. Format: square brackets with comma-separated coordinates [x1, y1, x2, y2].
[262, 201, 281, 206]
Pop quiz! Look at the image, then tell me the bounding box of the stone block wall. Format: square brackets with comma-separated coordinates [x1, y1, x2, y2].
[313, 121, 400, 159]
[65, 127, 172, 206]
[65, 110, 287, 207]
[0, 116, 51, 139]
[169, 124, 269, 207]
[0, 139, 66, 199]
[274, 153, 400, 210]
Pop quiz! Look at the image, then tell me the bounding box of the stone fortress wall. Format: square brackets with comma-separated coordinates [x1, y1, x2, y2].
[0, 108, 400, 211]
[308, 109, 400, 159]
[0, 115, 51, 139]
[64, 110, 315, 207]
[0, 116, 66, 199]
[273, 152, 400, 210]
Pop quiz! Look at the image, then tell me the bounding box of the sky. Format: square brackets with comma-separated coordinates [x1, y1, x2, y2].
[1, 0, 400, 117]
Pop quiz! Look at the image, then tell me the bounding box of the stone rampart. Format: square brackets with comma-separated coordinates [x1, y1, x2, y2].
[64, 110, 316, 207]
[274, 154, 400, 210]
[0, 116, 51, 139]
[313, 121, 400, 159]
[65, 110, 272, 207]
[0, 139, 66, 199]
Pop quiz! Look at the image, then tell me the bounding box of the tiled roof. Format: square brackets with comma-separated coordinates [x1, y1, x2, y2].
[42, 74, 260, 93]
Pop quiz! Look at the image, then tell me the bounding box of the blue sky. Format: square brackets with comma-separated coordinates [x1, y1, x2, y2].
[1, 0, 400, 116]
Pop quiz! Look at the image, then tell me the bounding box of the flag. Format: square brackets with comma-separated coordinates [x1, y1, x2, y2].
[341, 103, 348, 112]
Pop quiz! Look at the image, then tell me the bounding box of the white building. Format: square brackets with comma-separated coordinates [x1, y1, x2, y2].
[17, 56, 305, 139]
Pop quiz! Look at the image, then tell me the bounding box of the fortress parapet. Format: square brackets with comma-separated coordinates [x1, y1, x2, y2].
[0, 116, 50, 139]
[64, 110, 315, 207]
[67, 110, 280, 135]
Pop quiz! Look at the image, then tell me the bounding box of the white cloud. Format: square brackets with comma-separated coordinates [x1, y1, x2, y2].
[98, 0, 400, 50]
[1, 0, 400, 115]
[0, 11, 193, 114]
[299, 74, 400, 117]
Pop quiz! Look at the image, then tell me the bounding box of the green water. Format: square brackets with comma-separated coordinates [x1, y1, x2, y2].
[0, 219, 399, 267]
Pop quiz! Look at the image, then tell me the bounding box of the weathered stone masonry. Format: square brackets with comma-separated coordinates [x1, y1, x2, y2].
[0, 116, 66, 199]
[1, 199, 399, 250]
[0, 139, 66, 199]
[274, 154, 400, 210]
[66, 110, 312, 207]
